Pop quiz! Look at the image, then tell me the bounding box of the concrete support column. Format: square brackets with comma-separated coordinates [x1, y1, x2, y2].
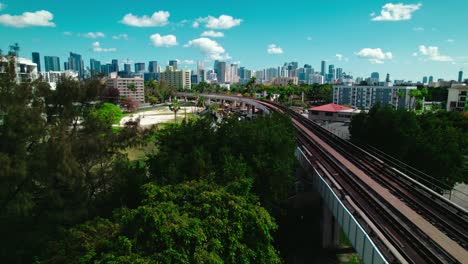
[321, 205, 340, 249]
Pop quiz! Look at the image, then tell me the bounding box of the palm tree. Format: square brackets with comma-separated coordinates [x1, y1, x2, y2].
[196, 96, 206, 109]
[169, 98, 181, 123]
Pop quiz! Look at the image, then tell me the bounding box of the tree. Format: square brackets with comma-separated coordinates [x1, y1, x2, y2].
[122, 96, 139, 112]
[88, 102, 123, 128]
[42, 181, 281, 264]
[169, 98, 181, 122]
[102, 87, 120, 104]
[127, 83, 136, 92]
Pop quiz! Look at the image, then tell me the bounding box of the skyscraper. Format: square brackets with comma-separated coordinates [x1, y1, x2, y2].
[112, 59, 119, 72]
[68, 52, 84, 78]
[386, 73, 390, 83]
[32, 52, 41, 72]
[458, 71, 463, 82]
[64, 62, 69, 71]
[423, 76, 428, 84]
[134, 63, 145, 73]
[148, 61, 158, 73]
[44, 56, 60, 72]
[321, 60, 326, 76]
[90, 59, 101, 76]
[169, 60, 178, 70]
[124, 63, 131, 73]
[336, 68, 343, 80]
[215, 61, 226, 83]
[328, 64, 335, 81]
[429, 76, 434, 83]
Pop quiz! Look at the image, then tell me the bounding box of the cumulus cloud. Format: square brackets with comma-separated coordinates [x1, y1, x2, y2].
[0, 10, 56, 28]
[92, 42, 116, 52]
[112, 34, 128, 40]
[413, 27, 424, 31]
[184, 38, 231, 60]
[150, 34, 178, 47]
[201, 30, 224, 38]
[356, 48, 393, 64]
[177, 59, 195, 65]
[371, 3, 422, 21]
[79, 32, 105, 38]
[193, 15, 242, 29]
[336, 54, 343, 61]
[267, 44, 283, 54]
[416, 45, 452, 62]
[121, 11, 169, 27]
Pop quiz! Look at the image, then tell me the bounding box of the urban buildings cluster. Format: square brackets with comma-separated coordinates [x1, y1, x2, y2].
[1, 47, 466, 111]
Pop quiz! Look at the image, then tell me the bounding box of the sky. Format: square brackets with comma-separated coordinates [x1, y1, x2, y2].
[0, 0, 467, 81]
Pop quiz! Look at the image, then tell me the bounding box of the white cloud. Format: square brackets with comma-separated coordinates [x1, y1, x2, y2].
[112, 34, 128, 40]
[446, 39, 455, 43]
[417, 45, 452, 62]
[306, 36, 312, 41]
[150, 34, 178, 47]
[0, 3, 5, 11]
[79, 32, 105, 39]
[92, 42, 116, 52]
[336, 54, 343, 61]
[121, 11, 169, 27]
[0, 10, 56, 28]
[184, 38, 231, 60]
[267, 44, 283, 54]
[201, 30, 224, 38]
[413, 27, 424, 31]
[63, 31, 73, 36]
[356, 48, 393, 64]
[177, 59, 195, 65]
[193, 15, 242, 29]
[372, 3, 422, 21]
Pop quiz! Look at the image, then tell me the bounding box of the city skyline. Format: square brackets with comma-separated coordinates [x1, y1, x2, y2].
[0, 0, 467, 81]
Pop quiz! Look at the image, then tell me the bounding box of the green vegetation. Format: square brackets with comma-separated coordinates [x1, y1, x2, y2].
[145, 79, 176, 104]
[191, 79, 333, 107]
[350, 104, 468, 190]
[169, 97, 181, 122]
[0, 56, 296, 262]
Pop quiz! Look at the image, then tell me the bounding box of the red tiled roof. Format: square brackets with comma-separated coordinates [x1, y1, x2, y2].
[309, 103, 352, 113]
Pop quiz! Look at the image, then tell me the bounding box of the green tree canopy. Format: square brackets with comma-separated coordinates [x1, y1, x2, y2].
[42, 181, 281, 264]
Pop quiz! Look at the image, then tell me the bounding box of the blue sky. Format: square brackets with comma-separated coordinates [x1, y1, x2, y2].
[0, 0, 466, 81]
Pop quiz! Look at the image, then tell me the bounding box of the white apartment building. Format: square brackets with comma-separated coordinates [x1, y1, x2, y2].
[106, 75, 145, 103]
[446, 84, 467, 111]
[0, 56, 38, 83]
[159, 66, 191, 90]
[42, 70, 79, 90]
[333, 85, 417, 110]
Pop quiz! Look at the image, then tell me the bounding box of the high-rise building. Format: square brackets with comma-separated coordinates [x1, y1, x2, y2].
[328, 65, 335, 81]
[429, 76, 434, 83]
[197, 60, 204, 71]
[458, 71, 463, 82]
[422, 76, 428, 84]
[68, 52, 84, 78]
[148, 61, 158, 73]
[64, 62, 69, 71]
[124, 63, 131, 73]
[370, 72, 380, 85]
[159, 66, 191, 89]
[134, 62, 145, 73]
[386, 73, 391, 83]
[336, 68, 343, 80]
[44, 56, 60, 72]
[215, 61, 226, 83]
[32, 52, 41, 72]
[112, 59, 119, 72]
[90, 59, 101, 76]
[321, 60, 326, 76]
[100, 64, 112, 77]
[230, 64, 239, 83]
[169, 60, 178, 70]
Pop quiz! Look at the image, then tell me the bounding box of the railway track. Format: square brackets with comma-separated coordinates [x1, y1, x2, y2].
[258, 100, 468, 263]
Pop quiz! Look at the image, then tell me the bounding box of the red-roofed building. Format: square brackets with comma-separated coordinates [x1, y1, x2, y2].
[308, 103, 360, 123]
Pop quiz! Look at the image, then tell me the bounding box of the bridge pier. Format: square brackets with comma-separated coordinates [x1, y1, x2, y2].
[321, 204, 340, 249]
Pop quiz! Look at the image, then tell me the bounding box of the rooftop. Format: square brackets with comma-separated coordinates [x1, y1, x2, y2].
[309, 103, 352, 113]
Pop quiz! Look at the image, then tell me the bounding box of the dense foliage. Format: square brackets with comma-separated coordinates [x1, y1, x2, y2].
[191, 80, 333, 107]
[1, 57, 296, 263]
[43, 181, 281, 264]
[147, 114, 297, 214]
[350, 104, 468, 189]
